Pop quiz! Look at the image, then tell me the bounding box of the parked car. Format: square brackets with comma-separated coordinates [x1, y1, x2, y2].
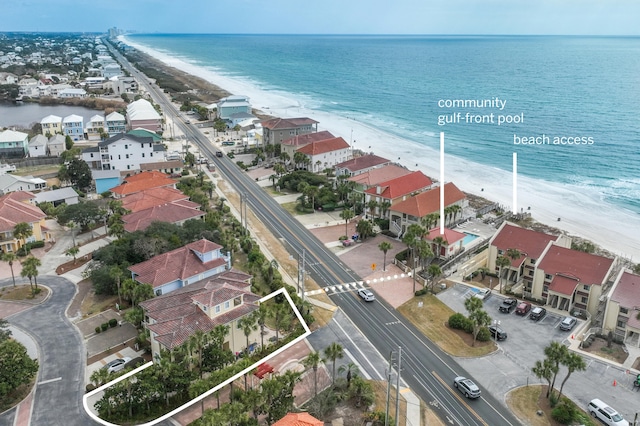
[104, 357, 132, 374]
[453, 376, 481, 399]
[499, 298, 518, 313]
[216, 151, 223, 157]
[515, 301, 532, 316]
[357, 288, 375, 302]
[489, 325, 508, 340]
[473, 288, 491, 301]
[529, 307, 547, 321]
[559, 316, 577, 331]
[588, 399, 629, 426]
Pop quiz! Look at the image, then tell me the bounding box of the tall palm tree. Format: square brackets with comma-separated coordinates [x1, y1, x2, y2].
[378, 241, 392, 271]
[557, 352, 586, 401]
[427, 264, 443, 293]
[402, 223, 425, 293]
[109, 265, 123, 307]
[432, 235, 447, 259]
[324, 342, 344, 386]
[340, 208, 355, 238]
[238, 313, 258, 354]
[1, 252, 17, 287]
[338, 362, 359, 388]
[302, 351, 322, 397]
[65, 246, 80, 264]
[366, 199, 379, 219]
[20, 256, 41, 292]
[255, 303, 269, 349]
[380, 200, 392, 219]
[13, 222, 33, 253]
[495, 255, 511, 294]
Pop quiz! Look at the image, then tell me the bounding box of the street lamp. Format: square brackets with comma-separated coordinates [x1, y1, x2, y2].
[492, 319, 501, 344]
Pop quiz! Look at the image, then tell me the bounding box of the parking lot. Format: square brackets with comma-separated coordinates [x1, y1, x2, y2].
[438, 283, 640, 420]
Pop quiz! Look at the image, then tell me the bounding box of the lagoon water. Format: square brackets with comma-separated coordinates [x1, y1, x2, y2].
[123, 34, 640, 258]
[0, 102, 101, 129]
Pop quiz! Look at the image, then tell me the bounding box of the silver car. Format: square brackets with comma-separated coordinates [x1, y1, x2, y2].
[454, 376, 481, 399]
[559, 316, 577, 331]
[104, 357, 132, 374]
[357, 288, 375, 302]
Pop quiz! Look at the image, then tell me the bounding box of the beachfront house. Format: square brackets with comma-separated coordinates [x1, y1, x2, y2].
[363, 171, 433, 221]
[102, 63, 123, 79]
[295, 136, 351, 172]
[28, 134, 48, 157]
[63, 114, 85, 141]
[109, 171, 176, 198]
[0, 173, 47, 194]
[85, 114, 105, 141]
[81, 133, 165, 172]
[40, 115, 63, 137]
[280, 131, 334, 161]
[58, 88, 87, 98]
[47, 134, 66, 157]
[388, 182, 467, 238]
[423, 227, 467, 259]
[139, 269, 260, 360]
[126, 99, 162, 133]
[262, 117, 319, 146]
[0, 129, 29, 158]
[0, 191, 52, 253]
[111, 76, 138, 95]
[335, 154, 392, 177]
[487, 222, 571, 296]
[105, 111, 126, 136]
[602, 270, 640, 348]
[216, 95, 251, 120]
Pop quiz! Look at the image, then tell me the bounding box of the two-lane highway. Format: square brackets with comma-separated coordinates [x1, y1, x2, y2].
[108, 40, 521, 425]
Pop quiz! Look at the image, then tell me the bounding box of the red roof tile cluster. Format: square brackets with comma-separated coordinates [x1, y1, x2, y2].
[262, 117, 319, 130]
[364, 171, 433, 201]
[140, 270, 259, 350]
[425, 227, 465, 245]
[110, 171, 176, 196]
[0, 191, 46, 232]
[121, 203, 205, 232]
[129, 238, 226, 288]
[281, 130, 334, 147]
[296, 137, 350, 155]
[391, 182, 466, 218]
[548, 274, 580, 296]
[611, 272, 640, 309]
[539, 245, 614, 286]
[272, 412, 323, 426]
[491, 223, 559, 267]
[348, 164, 412, 187]
[121, 187, 192, 213]
[335, 154, 391, 173]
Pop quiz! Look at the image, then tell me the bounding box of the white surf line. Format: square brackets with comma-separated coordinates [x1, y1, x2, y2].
[333, 315, 384, 380]
[513, 152, 518, 214]
[38, 377, 62, 385]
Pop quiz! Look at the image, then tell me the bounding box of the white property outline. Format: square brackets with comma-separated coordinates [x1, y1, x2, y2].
[82, 287, 311, 426]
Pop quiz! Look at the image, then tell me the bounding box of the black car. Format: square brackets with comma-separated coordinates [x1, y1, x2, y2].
[499, 298, 518, 313]
[529, 307, 547, 321]
[489, 325, 508, 340]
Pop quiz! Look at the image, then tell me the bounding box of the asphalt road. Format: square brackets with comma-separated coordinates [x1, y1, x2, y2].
[108, 41, 522, 425]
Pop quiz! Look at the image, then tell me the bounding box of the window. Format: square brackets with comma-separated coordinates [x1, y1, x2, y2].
[142, 153, 145, 157]
[583, 284, 589, 291]
[224, 301, 230, 309]
[90, 153, 93, 158]
[581, 296, 588, 303]
[498, 249, 504, 255]
[118, 155, 121, 159]
[215, 305, 221, 313]
[125, 144, 128, 149]
[530, 258, 536, 264]
[125, 154, 129, 159]
[617, 320, 626, 328]
[620, 307, 629, 314]
[545, 274, 552, 280]
[149, 143, 152, 148]
[155, 289, 162, 296]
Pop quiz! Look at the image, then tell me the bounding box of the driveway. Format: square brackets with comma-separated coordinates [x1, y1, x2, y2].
[0, 276, 98, 426]
[438, 283, 640, 421]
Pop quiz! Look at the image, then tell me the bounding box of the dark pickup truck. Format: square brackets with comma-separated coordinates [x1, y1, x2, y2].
[499, 298, 518, 313]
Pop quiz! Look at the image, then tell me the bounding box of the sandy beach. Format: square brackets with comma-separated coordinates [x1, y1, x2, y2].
[119, 35, 640, 262]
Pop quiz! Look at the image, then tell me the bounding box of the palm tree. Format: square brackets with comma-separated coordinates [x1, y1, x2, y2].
[380, 200, 392, 219]
[238, 313, 258, 354]
[340, 208, 355, 238]
[255, 303, 269, 349]
[356, 219, 373, 241]
[65, 245, 80, 264]
[305, 185, 319, 211]
[189, 329, 209, 377]
[302, 351, 322, 397]
[1, 252, 17, 287]
[324, 342, 344, 386]
[426, 264, 443, 293]
[432, 235, 447, 259]
[449, 204, 462, 223]
[416, 239, 434, 271]
[421, 212, 440, 231]
[366, 200, 379, 219]
[557, 352, 586, 401]
[402, 224, 424, 293]
[495, 255, 511, 294]
[109, 266, 123, 307]
[378, 241, 392, 271]
[338, 362, 359, 388]
[505, 248, 523, 285]
[20, 256, 41, 292]
[13, 222, 33, 253]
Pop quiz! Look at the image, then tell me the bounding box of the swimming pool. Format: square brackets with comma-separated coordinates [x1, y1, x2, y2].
[462, 232, 480, 245]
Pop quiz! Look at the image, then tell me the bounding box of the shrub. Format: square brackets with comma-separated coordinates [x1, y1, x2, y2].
[414, 288, 428, 296]
[95, 326, 101, 334]
[462, 319, 474, 334]
[86, 383, 96, 393]
[448, 313, 467, 330]
[477, 327, 491, 341]
[109, 318, 118, 328]
[101, 323, 109, 332]
[551, 399, 576, 424]
[181, 170, 189, 176]
[29, 241, 45, 249]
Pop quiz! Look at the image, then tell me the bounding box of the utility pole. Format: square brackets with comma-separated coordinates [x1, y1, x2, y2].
[385, 350, 394, 426]
[395, 346, 402, 426]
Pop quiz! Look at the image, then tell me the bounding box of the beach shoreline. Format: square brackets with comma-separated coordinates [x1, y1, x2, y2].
[118, 35, 640, 262]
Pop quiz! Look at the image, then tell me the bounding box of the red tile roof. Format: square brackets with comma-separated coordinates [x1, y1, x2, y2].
[262, 117, 319, 130]
[281, 130, 334, 147]
[121, 187, 191, 213]
[110, 171, 176, 196]
[425, 227, 465, 245]
[391, 182, 466, 217]
[491, 223, 559, 267]
[348, 164, 412, 187]
[0, 191, 46, 232]
[610, 271, 640, 310]
[538, 245, 614, 286]
[129, 239, 226, 288]
[364, 171, 433, 201]
[296, 137, 350, 156]
[548, 274, 580, 296]
[272, 413, 323, 426]
[335, 154, 391, 173]
[121, 203, 205, 232]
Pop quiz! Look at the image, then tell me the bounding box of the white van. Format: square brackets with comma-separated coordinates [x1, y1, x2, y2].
[588, 399, 628, 426]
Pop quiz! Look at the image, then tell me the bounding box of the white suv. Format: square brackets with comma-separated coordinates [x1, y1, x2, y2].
[588, 399, 628, 426]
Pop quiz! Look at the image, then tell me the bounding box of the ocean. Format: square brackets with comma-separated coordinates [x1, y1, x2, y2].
[123, 34, 640, 258]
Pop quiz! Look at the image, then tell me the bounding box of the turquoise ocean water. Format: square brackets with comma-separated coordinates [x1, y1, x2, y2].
[128, 34, 640, 214]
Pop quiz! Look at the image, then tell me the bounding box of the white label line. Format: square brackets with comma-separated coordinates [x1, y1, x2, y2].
[38, 377, 62, 385]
